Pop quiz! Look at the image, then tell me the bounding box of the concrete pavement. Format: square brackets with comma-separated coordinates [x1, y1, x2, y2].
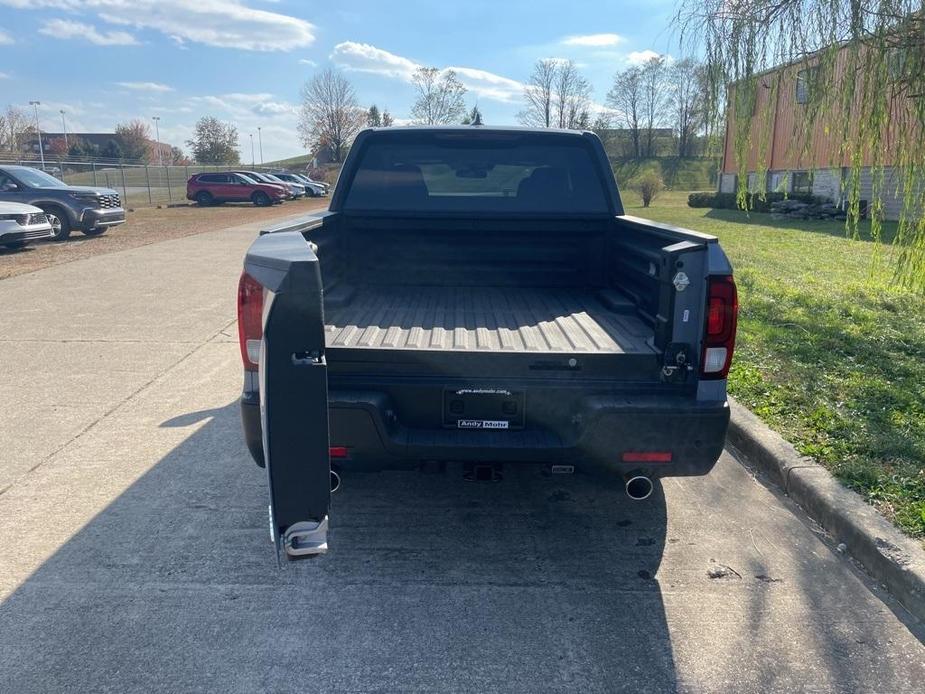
[0, 219, 923, 692]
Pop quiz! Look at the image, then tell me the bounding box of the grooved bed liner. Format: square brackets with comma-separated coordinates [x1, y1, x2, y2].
[324, 285, 656, 354]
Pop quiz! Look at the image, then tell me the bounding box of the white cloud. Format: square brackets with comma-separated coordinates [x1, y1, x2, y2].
[332, 41, 419, 80]
[298, 58, 317, 67]
[40, 18, 138, 46]
[116, 81, 174, 92]
[252, 101, 295, 115]
[190, 92, 297, 118]
[332, 41, 524, 103]
[446, 66, 523, 103]
[0, 27, 13, 44]
[561, 33, 623, 47]
[0, 71, 9, 79]
[4, 0, 316, 51]
[627, 49, 664, 65]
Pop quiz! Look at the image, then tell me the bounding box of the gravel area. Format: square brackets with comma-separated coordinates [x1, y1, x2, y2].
[0, 198, 328, 281]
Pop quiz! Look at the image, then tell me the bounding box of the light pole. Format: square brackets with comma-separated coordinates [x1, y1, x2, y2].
[29, 101, 45, 168]
[152, 116, 162, 166]
[257, 126, 263, 165]
[250, 133, 255, 167]
[60, 110, 68, 148]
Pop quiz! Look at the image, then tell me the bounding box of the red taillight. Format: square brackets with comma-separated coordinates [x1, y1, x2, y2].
[329, 446, 349, 459]
[237, 271, 264, 371]
[701, 275, 738, 380]
[622, 451, 673, 463]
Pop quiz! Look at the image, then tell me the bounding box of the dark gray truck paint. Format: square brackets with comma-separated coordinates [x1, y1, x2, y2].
[240, 127, 734, 557]
[0, 165, 126, 240]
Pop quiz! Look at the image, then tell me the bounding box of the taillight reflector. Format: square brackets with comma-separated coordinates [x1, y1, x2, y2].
[701, 275, 738, 380]
[622, 451, 673, 463]
[329, 446, 349, 459]
[237, 271, 264, 372]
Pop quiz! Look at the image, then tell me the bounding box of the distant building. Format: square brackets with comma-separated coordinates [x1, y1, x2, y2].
[719, 45, 913, 219]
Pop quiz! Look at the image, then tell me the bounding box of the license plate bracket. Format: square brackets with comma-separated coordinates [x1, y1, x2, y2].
[443, 388, 525, 430]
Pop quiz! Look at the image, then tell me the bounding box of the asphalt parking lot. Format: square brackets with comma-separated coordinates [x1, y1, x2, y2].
[1, 217, 923, 692]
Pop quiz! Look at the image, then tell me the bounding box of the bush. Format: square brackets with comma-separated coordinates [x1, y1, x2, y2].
[631, 171, 665, 207]
[687, 191, 821, 212]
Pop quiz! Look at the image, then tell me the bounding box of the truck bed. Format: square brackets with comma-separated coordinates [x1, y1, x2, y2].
[324, 285, 656, 354]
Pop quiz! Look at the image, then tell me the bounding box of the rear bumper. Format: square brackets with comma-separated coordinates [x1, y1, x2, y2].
[241, 389, 729, 476]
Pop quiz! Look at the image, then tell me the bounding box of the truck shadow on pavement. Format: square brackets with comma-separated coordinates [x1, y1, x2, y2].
[0, 401, 678, 693]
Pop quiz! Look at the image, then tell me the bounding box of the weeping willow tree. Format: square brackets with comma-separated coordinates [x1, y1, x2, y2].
[676, 0, 925, 291]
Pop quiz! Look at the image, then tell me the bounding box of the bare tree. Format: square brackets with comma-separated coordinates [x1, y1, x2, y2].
[519, 59, 558, 127]
[410, 67, 467, 125]
[1, 106, 32, 154]
[640, 56, 670, 157]
[298, 68, 365, 162]
[554, 60, 592, 129]
[520, 59, 593, 129]
[669, 58, 705, 158]
[607, 67, 643, 159]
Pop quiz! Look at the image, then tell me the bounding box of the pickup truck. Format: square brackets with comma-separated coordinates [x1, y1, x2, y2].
[238, 126, 738, 558]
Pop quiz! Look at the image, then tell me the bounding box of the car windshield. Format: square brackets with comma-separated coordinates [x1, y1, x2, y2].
[11, 167, 66, 188]
[237, 174, 258, 184]
[343, 131, 610, 214]
[264, 175, 287, 184]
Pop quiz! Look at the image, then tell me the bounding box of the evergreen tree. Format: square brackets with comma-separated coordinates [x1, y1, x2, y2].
[462, 105, 484, 125]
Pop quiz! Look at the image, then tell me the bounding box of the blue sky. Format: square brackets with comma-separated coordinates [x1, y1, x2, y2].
[0, 0, 680, 162]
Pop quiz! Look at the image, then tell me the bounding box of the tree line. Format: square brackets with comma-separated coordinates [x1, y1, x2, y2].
[298, 57, 708, 165]
[0, 107, 189, 164]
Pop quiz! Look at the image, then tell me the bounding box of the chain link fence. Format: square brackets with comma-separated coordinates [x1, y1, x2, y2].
[0, 157, 295, 208]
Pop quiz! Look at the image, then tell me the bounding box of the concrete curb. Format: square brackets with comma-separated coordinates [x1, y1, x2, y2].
[727, 396, 925, 623]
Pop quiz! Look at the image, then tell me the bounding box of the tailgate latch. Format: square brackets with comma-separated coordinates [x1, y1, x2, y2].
[661, 343, 693, 383]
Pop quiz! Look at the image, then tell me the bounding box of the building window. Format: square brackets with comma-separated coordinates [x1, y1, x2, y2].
[792, 171, 813, 194]
[795, 68, 817, 104]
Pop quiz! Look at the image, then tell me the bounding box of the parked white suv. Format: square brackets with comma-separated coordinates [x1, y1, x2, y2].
[0, 201, 54, 250]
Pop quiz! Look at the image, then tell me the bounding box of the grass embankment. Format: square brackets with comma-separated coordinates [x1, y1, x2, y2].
[613, 158, 717, 192]
[625, 190, 925, 541]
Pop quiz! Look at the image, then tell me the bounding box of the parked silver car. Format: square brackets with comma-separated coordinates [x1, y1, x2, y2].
[0, 201, 54, 250]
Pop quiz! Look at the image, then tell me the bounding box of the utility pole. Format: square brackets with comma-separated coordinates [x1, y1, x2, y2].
[60, 110, 68, 148]
[250, 133, 255, 167]
[257, 126, 263, 164]
[29, 101, 45, 169]
[152, 116, 162, 166]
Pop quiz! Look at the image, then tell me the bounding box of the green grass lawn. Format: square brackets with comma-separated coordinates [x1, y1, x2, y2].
[626, 190, 925, 542]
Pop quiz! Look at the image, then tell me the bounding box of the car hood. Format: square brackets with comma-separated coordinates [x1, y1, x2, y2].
[0, 201, 44, 214]
[54, 185, 119, 196]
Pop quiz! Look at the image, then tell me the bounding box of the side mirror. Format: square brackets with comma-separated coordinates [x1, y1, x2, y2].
[1, 183, 18, 192]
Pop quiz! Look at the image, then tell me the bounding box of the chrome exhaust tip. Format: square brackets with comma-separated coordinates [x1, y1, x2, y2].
[625, 475, 653, 501]
[330, 470, 341, 493]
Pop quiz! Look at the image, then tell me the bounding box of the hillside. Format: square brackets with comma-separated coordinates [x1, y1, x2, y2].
[612, 158, 718, 192]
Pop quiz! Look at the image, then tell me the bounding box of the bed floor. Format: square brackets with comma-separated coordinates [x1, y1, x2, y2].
[324, 285, 656, 354]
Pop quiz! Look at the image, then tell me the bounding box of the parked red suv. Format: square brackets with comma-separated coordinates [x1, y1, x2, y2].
[186, 172, 288, 207]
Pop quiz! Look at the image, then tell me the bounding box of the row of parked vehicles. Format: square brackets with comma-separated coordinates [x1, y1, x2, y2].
[0, 164, 126, 250]
[185, 170, 329, 207]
